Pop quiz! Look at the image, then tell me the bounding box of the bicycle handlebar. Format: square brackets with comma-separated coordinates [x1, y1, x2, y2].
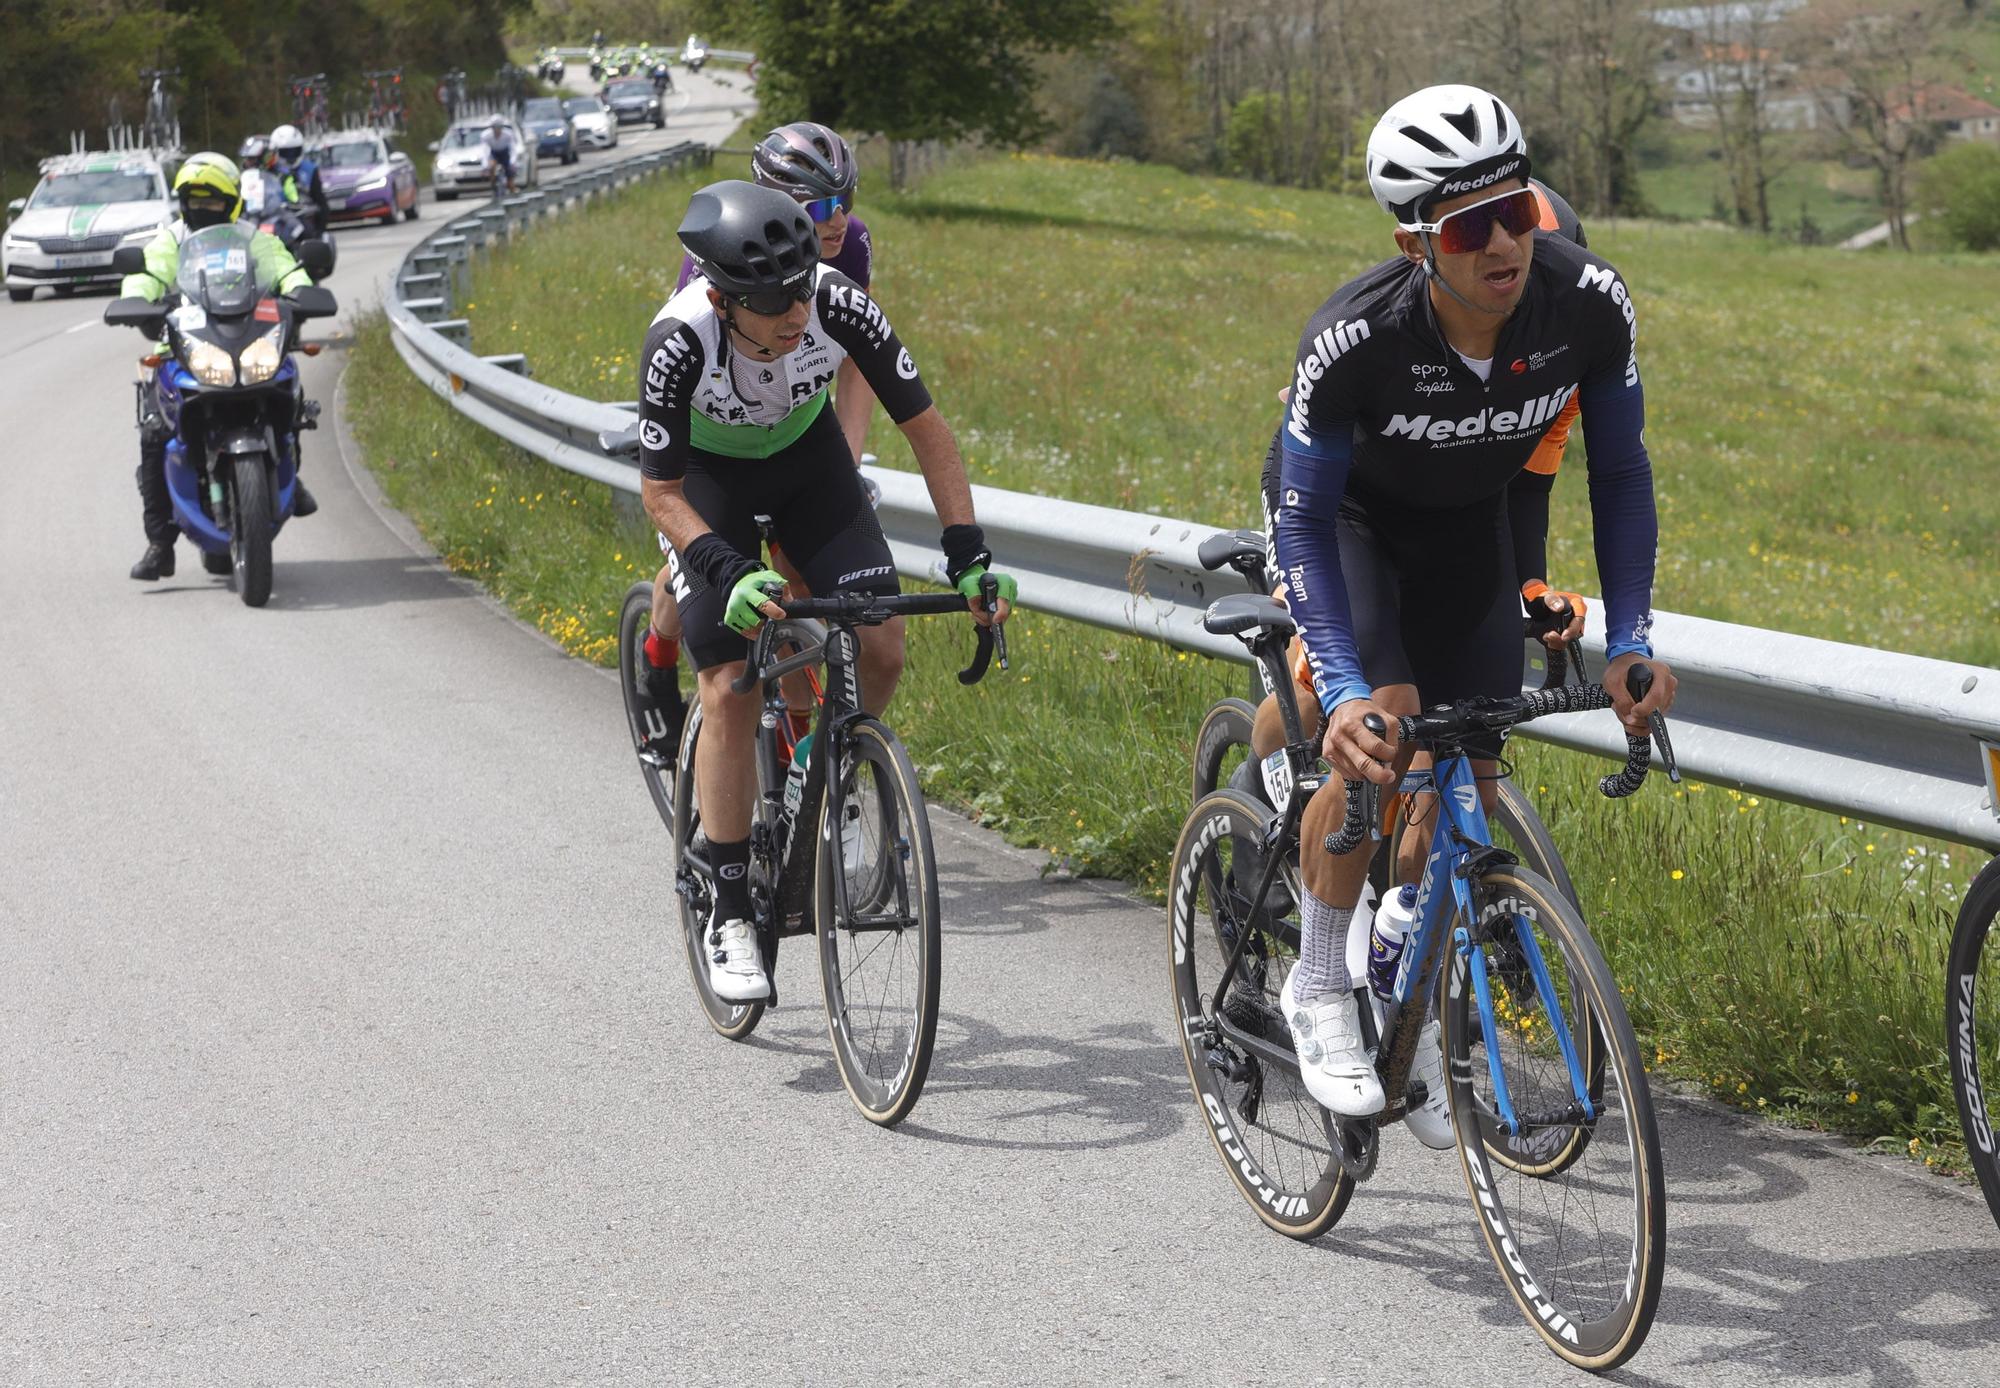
[729, 576, 1011, 695]
[1322, 664, 1672, 856]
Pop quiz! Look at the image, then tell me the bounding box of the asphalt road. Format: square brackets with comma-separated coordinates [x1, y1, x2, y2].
[3, 67, 1997, 1388]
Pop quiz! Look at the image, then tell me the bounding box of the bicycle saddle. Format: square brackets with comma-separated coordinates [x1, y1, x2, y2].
[1197, 528, 1267, 574]
[1203, 593, 1295, 640]
[598, 423, 641, 458]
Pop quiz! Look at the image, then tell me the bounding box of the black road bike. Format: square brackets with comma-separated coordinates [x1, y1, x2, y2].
[672, 585, 1003, 1125]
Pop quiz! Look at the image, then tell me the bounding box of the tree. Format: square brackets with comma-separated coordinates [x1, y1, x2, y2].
[1685, 0, 1799, 233]
[729, 0, 1116, 188]
[1915, 139, 2000, 249]
[1798, 0, 1955, 250]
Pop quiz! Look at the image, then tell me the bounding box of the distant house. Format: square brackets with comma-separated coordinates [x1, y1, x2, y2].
[1891, 84, 2000, 145]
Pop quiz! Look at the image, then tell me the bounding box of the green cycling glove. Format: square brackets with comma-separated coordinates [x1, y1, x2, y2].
[953, 564, 1018, 607]
[724, 567, 786, 634]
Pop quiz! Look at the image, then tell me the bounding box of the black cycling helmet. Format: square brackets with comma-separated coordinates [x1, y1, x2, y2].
[751, 122, 857, 202]
[677, 180, 820, 299]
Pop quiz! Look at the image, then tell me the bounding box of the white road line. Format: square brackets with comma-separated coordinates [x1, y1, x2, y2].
[65, 320, 93, 334]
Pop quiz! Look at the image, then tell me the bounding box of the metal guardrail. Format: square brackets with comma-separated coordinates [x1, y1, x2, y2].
[381, 142, 2000, 855]
[549, 46, 755, 64]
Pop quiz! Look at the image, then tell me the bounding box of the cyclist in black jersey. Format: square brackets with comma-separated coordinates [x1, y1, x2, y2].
[636, 181, 1014, 1003]
[1247, 176, 1591, 764]
[1268, 85, 1677, 1126]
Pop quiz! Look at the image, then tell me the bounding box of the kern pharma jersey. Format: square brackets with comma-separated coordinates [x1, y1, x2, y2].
[1272, 232, 1658, 713]
[637, 262, 930, 481]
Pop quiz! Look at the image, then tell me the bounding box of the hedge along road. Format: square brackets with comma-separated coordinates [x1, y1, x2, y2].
[2, 76, 1996, 1388]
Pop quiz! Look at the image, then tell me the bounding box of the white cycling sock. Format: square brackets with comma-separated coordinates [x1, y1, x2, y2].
[1293, 888, 1354, 1000]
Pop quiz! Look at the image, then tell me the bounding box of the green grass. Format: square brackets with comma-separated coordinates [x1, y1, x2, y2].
[348, 149, 1999, 1171]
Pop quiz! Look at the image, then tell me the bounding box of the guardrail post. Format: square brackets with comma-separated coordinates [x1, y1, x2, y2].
[449, 218, 487, 251]
[476, 208, 509, 242]
[482, 353, 530, 377]
[411, 251, 448, 279]
[431, 318, 472, 348]
[401, 272, 449, 312]
[402, 296, 448, 324]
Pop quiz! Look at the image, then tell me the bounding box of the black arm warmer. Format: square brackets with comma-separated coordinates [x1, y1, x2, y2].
[1507, 471, 1554, 588]
[682, 532, 759, 594]
[940, 524, 992, 587]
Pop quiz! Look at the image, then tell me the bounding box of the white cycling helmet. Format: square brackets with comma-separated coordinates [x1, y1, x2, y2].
[1366, 85, 1529, 226]
[489, 114, 506, 131]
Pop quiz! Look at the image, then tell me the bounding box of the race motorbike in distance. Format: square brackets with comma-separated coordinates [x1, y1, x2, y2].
[104, 225, 337, 607]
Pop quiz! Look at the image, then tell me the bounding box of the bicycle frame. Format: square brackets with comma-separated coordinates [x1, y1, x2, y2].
[1395, 752, 1598, 1134]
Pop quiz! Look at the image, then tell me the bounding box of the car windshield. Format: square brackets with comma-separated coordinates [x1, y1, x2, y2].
[316, 140, 386, 167]
[441, 126, 492, 149]
[565, 97, 604, 113]
[30, 169, 161, 208]
[522, 100, 564, 120]
[608, 81, 650, 96]
[174, 223, 265, 317]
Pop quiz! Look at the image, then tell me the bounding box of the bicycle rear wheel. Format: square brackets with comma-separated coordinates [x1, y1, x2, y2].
[1946, 854, 2000, 1228]
[1442, 865, 1664, 1370]
[673, 702, 764, 1041]
[1192, 696, 1259, 805]
[618, 580, 681, 832]
[815, 717, 941, 1126]
[1171, 789, 1353, 1239]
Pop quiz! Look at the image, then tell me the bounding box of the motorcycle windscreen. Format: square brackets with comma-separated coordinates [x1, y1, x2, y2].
[176, 223, 265, 319]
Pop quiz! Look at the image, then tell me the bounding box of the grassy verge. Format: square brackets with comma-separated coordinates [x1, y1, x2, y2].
[347, 150, 1997, 1172]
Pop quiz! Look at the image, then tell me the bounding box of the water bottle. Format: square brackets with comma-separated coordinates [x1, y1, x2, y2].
[780, 730, 815, 823]
[1368, 884, 1419, 1002]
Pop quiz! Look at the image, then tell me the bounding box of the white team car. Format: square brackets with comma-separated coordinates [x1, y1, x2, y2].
[430, 118, 541, 201]
[3, 151, 175, 302]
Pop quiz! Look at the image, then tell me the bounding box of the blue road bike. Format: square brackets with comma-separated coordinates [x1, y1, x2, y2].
[1170, 592, 1671, 1372]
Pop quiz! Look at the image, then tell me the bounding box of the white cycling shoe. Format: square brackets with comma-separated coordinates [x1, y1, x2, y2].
[1282, 965, 1384, 1117]
[706, 917, 771, 1002]
[1404, 1018, 1455, 1150]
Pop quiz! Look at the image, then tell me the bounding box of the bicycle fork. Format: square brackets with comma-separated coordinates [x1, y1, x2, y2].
[1453, 893, 1598, 1137]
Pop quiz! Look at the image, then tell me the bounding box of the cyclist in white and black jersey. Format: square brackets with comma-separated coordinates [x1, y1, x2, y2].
[636, 180, 1014, 1002]
[481, 115, 520, 194]
[1269, 85, 1678, 1130]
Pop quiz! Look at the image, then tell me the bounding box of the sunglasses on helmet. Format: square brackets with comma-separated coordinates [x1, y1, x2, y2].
[800, 190, 854, 224]
[731, 279, 815, 316]
[1408, 186, 1539, 256]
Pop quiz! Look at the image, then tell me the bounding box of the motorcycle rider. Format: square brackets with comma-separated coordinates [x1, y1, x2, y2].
[268, 123, 329, 235]
[480, 114, 521, 195]
[236, 133, 274, 217]
[120, 153, 319, 581]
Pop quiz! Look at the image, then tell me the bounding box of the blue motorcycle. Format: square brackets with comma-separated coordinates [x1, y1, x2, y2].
[105, 223, 336, 606]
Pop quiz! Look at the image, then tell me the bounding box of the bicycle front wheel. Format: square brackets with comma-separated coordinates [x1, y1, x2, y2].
[1442, 865, 1664, 1371]
[815, 717, 941, 1126]
[1170, 789, 1353, 1240]
[1946, 853, 2000, 1228]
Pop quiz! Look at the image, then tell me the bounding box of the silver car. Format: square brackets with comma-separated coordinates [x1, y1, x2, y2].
[430, 118, 540, 201]
[3, 152, 174, 302]
[563, 95, 618, 151]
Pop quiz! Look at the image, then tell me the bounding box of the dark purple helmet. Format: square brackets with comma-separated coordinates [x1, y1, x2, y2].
[751, 121, 856, 203]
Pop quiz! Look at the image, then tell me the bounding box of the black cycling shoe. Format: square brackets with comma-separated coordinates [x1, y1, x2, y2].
[130, 541, 176, 581]
[201, 549, 232, 576]
[292, 480, 319, 517]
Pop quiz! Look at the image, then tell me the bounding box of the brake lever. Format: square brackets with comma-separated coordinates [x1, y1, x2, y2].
[1623, 663, 1680, 784]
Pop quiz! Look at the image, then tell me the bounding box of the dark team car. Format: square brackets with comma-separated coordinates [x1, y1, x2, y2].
[519, 97, 579, 165]
[601, 78, 665, 128]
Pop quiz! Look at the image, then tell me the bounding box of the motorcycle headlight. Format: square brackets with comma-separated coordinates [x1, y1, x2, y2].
[185, 337, 236, 387]
[239, 324, 284, 385]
